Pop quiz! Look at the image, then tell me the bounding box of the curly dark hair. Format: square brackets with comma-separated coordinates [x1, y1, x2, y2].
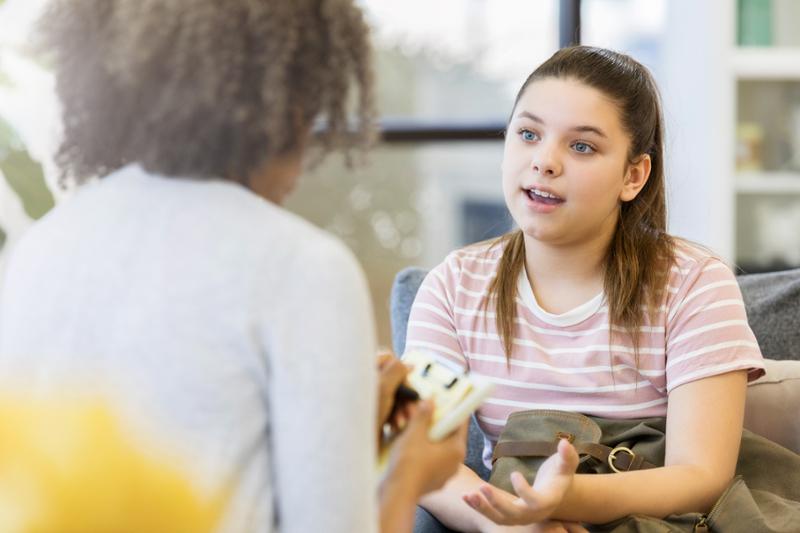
[39, 0, 376, 186]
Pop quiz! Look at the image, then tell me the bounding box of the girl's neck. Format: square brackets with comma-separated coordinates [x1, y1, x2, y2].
[522, 233, 611, 314]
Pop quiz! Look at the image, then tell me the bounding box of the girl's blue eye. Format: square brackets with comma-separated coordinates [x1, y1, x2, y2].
[573, 142, 594, 154]
[521, 130, 537, 141]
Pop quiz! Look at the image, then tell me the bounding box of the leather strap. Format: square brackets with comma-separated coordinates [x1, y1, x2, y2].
[492, 440, 656, 472]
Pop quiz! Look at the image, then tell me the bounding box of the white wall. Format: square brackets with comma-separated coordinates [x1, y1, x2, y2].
[660, 0, 734, 260]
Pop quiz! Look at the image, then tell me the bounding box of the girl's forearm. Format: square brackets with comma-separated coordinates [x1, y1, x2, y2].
[552, 464, 731, 524]
[419, 464, 499, 533]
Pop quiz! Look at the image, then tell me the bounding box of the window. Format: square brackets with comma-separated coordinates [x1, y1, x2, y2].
[288, 1, 560, 346]
[0, 0, 59, 260]
[580, 0, 666, 77]
[0, 0, 568, 348]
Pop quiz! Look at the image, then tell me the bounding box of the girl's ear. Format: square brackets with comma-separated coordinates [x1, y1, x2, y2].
[620, 154, 651, 202]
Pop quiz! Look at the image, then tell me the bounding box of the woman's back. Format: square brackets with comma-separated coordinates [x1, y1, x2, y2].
[0, 163, 379, 533]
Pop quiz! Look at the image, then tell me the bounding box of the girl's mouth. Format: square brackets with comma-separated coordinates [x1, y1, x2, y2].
[525, 187, 564, 206]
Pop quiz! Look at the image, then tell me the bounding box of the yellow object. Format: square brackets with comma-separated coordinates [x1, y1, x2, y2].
[402, 350, 493, 441]
[736, 122, 765, 172]
[403, 351, 475, 424]
[0, 395, 223, 533]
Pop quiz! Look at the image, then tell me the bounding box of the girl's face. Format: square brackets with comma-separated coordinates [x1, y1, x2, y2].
[502, 77, 650, 248]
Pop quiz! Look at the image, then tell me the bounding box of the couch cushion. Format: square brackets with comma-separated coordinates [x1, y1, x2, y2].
[738, 268, 800, 361]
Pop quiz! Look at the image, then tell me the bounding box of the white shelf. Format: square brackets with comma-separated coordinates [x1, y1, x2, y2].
[662, 1, 800, 263]
[732, 48, 800, 79]
[736, 171, 800, 193]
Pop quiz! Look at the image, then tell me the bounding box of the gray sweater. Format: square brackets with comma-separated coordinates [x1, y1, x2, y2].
[0, 164, 379, 533]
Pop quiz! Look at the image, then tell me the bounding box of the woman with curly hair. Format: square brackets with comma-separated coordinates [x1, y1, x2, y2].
[0, 1, 466, 532]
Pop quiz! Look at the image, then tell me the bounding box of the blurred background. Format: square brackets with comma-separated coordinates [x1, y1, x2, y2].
[2, 0, 799, 347]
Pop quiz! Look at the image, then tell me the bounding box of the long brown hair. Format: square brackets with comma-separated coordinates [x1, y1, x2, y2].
[488, 46, 674, 364]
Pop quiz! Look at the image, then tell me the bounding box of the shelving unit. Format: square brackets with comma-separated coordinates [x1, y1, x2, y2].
[730, 3, 800, 272]
[661, 0, 800, 273]
[736, 172, 800, 194]
[731, 48, 800, 79]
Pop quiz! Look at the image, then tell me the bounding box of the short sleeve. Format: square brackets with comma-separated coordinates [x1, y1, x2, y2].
[665, 259, 765, 393]
[404, 256, 469, 372]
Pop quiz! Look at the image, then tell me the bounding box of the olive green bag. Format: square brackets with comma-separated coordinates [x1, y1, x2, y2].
[489, 410, 800, 532]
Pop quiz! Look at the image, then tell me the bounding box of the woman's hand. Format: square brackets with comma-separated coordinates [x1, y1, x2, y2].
[384, 399, 468, 497]
[463, 438, 580, 526]
[376, 352, 411, 435]
[376, 351, 469, 533]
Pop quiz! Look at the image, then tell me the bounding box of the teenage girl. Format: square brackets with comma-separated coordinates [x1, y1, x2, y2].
[406, 46, 765, 532]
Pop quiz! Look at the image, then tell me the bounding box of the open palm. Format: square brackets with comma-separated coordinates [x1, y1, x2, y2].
[463, 438, 580, 526]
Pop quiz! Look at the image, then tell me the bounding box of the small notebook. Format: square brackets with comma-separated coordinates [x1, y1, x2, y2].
[377, 351, 494, 474]
[401, 350, 494, 441]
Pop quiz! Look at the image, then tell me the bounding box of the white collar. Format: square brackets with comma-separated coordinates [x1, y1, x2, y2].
[517, 267, 604, 326]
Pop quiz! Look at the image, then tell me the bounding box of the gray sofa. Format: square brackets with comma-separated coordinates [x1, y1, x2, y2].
[390, 267, 800, 533]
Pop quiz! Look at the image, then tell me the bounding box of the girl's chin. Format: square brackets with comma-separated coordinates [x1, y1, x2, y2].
[511, 211, 558, 235]
[517, 224, 562, 243]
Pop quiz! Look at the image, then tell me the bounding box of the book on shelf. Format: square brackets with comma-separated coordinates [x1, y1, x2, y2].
[738, 0, 772, 46]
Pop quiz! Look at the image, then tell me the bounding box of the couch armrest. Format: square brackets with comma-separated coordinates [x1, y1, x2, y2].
[744, 359, 800, 454]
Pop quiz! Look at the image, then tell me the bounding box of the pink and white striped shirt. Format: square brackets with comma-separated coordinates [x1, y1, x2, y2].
[405, 240, 765, 463]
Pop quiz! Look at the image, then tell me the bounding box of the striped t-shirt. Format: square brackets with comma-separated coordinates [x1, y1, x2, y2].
[405, 240, 765, 464]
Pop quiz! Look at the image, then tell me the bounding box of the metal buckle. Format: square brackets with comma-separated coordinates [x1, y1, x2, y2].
[555, 431, 575, 443]
[608, 446, 635, 473]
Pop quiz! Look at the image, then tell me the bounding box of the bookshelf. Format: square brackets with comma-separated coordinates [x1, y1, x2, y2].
[732, 48, 800, 79]
[736, 172, 800, 194]
[662, 0, 800, 273]
[732, 0, 800, 272]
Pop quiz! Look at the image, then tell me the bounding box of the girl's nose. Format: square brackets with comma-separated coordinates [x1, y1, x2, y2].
[531, 152, 562, 177]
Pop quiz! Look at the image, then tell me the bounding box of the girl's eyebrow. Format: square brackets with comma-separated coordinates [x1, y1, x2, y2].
[514, 110, 608, 139]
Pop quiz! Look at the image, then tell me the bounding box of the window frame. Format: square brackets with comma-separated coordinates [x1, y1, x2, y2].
[374, 0, 581, 144]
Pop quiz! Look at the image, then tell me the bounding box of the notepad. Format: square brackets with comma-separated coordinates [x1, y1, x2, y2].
[401, 350, 494, 441]
[377, 351, 494, 475]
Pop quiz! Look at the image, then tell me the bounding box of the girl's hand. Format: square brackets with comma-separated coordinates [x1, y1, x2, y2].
[463, 438, 580, 526]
